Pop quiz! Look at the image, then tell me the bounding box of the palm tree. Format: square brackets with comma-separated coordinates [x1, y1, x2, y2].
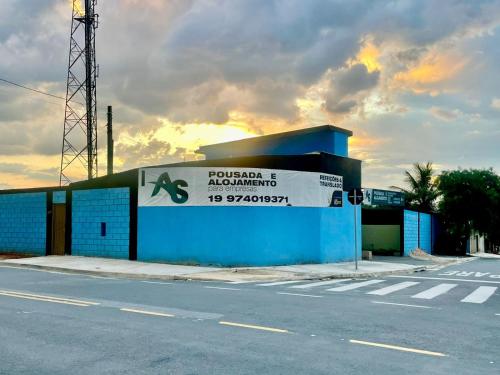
[391, 162, 439, 212]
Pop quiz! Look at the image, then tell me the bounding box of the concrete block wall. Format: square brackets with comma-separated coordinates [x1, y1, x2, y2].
[0, 192, 46, 255]
[403, 210, 419, 255]
[419, 213, 432, 253]
[53, 191, 66, 204]
[404, 210, 434, 255]
[72, 188, 130, 259]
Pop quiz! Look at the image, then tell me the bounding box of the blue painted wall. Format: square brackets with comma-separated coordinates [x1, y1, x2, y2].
[0, 192, 46, 255]
[320, 198, 361, 262]
[138, 192, 360, 266]
[403, 210, 419, 255]
[431, 215, 440, 254]
[53, 191, 66, 204]
[72, 188, 130, 259]
[403, 210, 433, 255]
[200, 129, 349, 160]
[419, 213, 432, 253]
[333, 132, 349, 158]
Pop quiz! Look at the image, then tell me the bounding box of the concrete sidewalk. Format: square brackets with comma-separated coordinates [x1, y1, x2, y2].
[0, 254, 472, 282]
[470, 252, 500, 259]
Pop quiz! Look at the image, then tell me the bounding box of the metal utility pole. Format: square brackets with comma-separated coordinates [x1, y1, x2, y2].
[59, 0, 99, 185]
[107, 105, 113, 175]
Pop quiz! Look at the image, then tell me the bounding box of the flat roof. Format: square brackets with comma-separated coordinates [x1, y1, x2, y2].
[197, 124, 353, 154]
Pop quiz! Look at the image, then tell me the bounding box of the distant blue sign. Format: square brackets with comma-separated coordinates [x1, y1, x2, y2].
[363, 189, 404, 207]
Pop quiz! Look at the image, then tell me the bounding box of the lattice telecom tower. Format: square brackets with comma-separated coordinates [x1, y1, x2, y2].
[60, 0, 99, 185]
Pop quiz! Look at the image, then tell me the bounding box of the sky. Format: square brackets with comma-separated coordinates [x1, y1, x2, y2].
[0, 0, 499, 189]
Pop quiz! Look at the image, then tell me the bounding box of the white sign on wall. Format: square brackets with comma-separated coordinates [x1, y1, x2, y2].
[138, 167, 343, 207]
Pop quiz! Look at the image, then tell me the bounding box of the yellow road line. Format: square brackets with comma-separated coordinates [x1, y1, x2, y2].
[0, 292, 89, 307]
[120, 308, 175, 317]
[349, 339, 447, 357]
[219, 321, 289, 333]
[0, 290, 100, 305]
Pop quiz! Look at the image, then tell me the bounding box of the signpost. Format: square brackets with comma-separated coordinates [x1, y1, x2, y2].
[348, 188, 363, 271]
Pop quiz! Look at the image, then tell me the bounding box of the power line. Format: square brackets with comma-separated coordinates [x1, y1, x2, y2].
[0, 77, 66, 101]
[0, 78, 106, 128]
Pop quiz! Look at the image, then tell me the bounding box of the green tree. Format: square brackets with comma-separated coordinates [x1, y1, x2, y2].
[392, 162, 439, 211]
[437, 169, 500, 252]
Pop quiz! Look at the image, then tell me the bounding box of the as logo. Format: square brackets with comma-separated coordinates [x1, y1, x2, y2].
[150, 172, 189, 204]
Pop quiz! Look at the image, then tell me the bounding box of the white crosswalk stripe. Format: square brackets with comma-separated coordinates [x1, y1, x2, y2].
[461, 286, 497, 304]
[289, 279, 350, 289]
[257, 280, 304, 287]
[327, 279, 385, 292]
[367, 281, 420, 296]
[412, 283, 457, 300]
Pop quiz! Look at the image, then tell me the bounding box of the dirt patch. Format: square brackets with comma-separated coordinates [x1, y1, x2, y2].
[410, 248, 434, 260]
[410, 249, 467, 264]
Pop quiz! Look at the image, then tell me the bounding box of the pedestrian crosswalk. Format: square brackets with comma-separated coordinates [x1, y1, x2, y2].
[411, 283, 457, 300]
[326, 279, 385, 292]
[257, 280, 304, 287]
[229, 278, 500, 305]
[460, 286, 497, 304]
[289, 279, 348, 289]
[366, 281, 420, 296]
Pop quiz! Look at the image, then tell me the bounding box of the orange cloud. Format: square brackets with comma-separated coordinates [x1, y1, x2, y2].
[394, 52, 468, 93]
[0, 155, 61, 188]
[153, 119, 258, 152]
[349, 135, 386, 149]
[356, 41, 382, 73]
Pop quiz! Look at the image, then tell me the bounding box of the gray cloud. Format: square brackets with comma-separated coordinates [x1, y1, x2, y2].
[326, 100, 357, 114]
[429, 107, 461, 122]
[98, 0, 499, 124]
[325, 64, 380, 115]
[395, 47, 428, 65]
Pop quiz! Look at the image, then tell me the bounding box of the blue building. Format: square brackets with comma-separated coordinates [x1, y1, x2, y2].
[0, 125, 363, 266]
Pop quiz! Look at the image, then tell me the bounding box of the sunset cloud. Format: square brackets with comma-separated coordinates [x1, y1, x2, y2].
[0, 0, 499, 189]
[355, 40, 382, 73]
[393, 51, 468, 94]
[429, 107, 462, 121]
[491, 98, 500, 110]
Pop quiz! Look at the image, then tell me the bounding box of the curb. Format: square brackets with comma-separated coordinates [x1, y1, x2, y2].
[0, 262, 197, 281]
[469, 254, 500, 260]
[0, 261, 432, 282]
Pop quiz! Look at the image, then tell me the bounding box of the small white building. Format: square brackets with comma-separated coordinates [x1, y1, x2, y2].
[468, 231, 485, 254]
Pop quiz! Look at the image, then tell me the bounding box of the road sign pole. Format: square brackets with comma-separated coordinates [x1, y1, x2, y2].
[348, 187, 363, 271]
[354, 189, 358, 271]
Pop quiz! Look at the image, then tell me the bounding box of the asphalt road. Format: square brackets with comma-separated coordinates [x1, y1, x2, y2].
[0, 258, 498, 375]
